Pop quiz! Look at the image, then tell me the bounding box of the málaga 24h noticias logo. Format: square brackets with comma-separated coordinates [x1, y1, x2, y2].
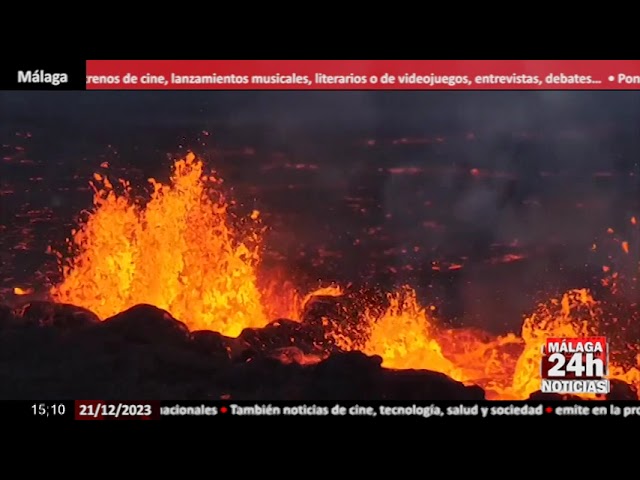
[540, 337, 609, 395]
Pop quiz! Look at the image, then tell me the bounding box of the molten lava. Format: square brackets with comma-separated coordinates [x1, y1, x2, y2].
[50, 153, 640, 399]
[359, 287, 465, 382]
[51, 153, 270, 337]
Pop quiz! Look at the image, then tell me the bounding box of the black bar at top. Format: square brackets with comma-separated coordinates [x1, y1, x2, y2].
[0, 59, 86, 90]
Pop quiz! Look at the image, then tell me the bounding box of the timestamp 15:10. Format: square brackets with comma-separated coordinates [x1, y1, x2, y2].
[32, 403, 67, 416]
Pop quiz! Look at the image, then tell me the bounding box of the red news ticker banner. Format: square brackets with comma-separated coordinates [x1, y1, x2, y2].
[85, 60, 640, 91]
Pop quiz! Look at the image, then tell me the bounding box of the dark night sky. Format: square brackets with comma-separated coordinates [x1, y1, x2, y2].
[1, 91, 640, 326]
[3, 91, 640, 179]
[3, 91, 640, 135]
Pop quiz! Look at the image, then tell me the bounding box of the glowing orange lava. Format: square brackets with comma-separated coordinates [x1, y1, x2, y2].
[339, 287, 639, 399]
[51, 153, 272, 337]
[50, 153, 640, 399]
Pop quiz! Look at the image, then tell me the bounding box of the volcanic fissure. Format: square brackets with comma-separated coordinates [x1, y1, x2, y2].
[3, 153, 640, 401]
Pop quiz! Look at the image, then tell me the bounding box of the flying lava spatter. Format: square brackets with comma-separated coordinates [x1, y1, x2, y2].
[50, 153, 640, 399]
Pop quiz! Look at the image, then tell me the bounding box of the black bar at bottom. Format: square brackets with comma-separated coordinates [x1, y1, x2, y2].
[1, 59, 86, 90]
[9, 401, 75, 420]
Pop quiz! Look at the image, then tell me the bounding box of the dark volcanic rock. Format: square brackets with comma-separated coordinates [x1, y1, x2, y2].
[301, 295, 348, 326]
[607, 379, 638, 400]
[0, 326, 62, 362]
[300, 294, 370, 349]
[267, 346, 324, 365]
[0, 301, 634, 402]
[190, 330, 233, 363]
[216, 356, 307, 399]
[300, 295, 366, 332]
[311, 351, 485, 400]
[316, 350, 383, 371]
[0, 304, 14, 329]
[527, 391, 583, 401]
[238, 318, 326, 355]
[213, 351, 485, 401]
[308, 351, 384, 400]
[100, 304, 190, 346]
[11, 301, 100, 329]
[378, 370, 486, 401]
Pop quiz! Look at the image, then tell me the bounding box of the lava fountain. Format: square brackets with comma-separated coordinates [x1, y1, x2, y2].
[50, 153, 273, 337]
[49, 153, 640, 399]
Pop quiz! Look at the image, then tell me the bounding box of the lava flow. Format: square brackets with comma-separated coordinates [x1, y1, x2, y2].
[49, 153, 640, 399]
